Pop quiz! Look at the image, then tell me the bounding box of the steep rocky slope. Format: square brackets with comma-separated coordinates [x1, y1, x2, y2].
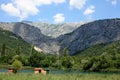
[0, 18, 120, 55]
[24, 22, 85, 38]
[58, 18, 120, 55]
[0, 22, 60, 53]
[0, 22, 84, 54]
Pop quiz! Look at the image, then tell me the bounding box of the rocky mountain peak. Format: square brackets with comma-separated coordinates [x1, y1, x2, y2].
[0, 18, 120, 55]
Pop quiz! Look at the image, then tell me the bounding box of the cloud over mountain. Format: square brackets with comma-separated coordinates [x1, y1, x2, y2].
[83, 5, 95, 20]
[69, 0, 87, 10]
[53, 13, 65, 23]
[0, 0, 65, 21]
[84, 5, 95, 15]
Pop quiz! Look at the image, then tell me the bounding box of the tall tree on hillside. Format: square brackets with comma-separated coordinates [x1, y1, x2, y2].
[15, 46, 21, 55]
[1, 43, 6, 56]
[63, 48, 69, 56]
[30, 45, 34, 56]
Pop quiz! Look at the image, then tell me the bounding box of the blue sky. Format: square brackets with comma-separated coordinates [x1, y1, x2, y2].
[0, 0, 120, 23]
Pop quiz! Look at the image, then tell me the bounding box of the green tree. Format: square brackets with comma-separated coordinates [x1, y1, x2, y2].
[63, 48, 68, 56]
[40, 58, 52, 67]
[12, 60, 22, 73]
[61, 56, 74, 69]
[29, 52, 44, 67]
[82, 58, 94, 71]
[19, 54, 30, 66]
[15, 46, 21, 55]
[1, 44, 6, 56]
[11, 55, 21, 63]
[30, 45, 34, 56]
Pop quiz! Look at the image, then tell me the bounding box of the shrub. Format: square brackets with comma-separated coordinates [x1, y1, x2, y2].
[12, 60, 22, 73]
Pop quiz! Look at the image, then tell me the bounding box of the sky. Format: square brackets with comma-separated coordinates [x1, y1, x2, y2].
[0, 0, 120, 23]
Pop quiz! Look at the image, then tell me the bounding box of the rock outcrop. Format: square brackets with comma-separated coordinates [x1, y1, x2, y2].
[58, 18, 120, 55]
[0, 18, 120, 55]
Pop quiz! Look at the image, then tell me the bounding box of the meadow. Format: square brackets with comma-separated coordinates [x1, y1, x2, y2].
[0, 73, 120, 80]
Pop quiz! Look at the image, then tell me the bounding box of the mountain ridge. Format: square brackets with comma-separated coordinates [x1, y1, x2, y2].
[58, 18, 120, 54]
[0, 18, 120, 55]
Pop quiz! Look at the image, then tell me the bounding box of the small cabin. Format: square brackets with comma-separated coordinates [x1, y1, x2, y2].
[34, 68, 46, 75]
[8, 68, 13, 74]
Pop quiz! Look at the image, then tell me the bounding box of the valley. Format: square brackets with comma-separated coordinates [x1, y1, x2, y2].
[0, 18, 120, 72]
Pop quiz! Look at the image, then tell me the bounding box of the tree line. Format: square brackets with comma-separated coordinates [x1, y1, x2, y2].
[0, 43, 120, 72]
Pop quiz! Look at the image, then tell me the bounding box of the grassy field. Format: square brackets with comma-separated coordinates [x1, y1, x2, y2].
[0, 73, 120, 80]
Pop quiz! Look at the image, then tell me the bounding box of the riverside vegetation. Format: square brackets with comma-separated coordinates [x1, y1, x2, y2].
[0, 28, 120, 72]
[0, 73, 120, 80]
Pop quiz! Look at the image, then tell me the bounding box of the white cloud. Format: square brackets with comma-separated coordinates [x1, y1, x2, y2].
[83, 5, 95, 20]
[69, 0, 87, 10]
[1, 3, 20, 17]
[83, 5, 95, 15]
[53, 13, 65, 23]
[0, 0, 65, 21]
[111, 0, 117, 5]
[106, 0, 118, 6]
[52, 0, 66, 4]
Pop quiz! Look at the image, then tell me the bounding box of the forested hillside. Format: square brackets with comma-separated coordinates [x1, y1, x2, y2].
[75, 40, 120, 72]
[0, 28, 32, 65]
[0, 28, 31, 55]
[0, 27, 120, 72]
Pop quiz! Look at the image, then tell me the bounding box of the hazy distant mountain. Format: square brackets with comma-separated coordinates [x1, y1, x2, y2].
[0, 18, 120, 55]
[23, 22, 85, 38]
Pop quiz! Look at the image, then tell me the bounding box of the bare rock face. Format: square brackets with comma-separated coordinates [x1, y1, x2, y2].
[0, 22, 80, 54]
[58, 18, 120, 55]
[0, 22, 60, 54]
[24, 22, 85, 38]
[0, 18, 120, 55]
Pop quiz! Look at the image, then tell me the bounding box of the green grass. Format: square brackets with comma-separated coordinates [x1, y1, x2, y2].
[0, 73, 120, 80]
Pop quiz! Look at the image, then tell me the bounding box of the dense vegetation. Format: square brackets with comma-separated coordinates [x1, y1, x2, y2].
[0, 73, 120, 80]
[76, 41, 120, 72]
[0, 28, 31, 66]
[0, 28, 120, 72]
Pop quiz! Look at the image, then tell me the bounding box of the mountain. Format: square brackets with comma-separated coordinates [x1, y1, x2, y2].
[58, 18, 120, 55]
[0, 28, 31, 55]
[24, 22, 85, 38]
[0, 22, 62, 54]
[0, 18, 120, 55]
[0, 22, 83, 54]
[76, 40, 120, 57]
